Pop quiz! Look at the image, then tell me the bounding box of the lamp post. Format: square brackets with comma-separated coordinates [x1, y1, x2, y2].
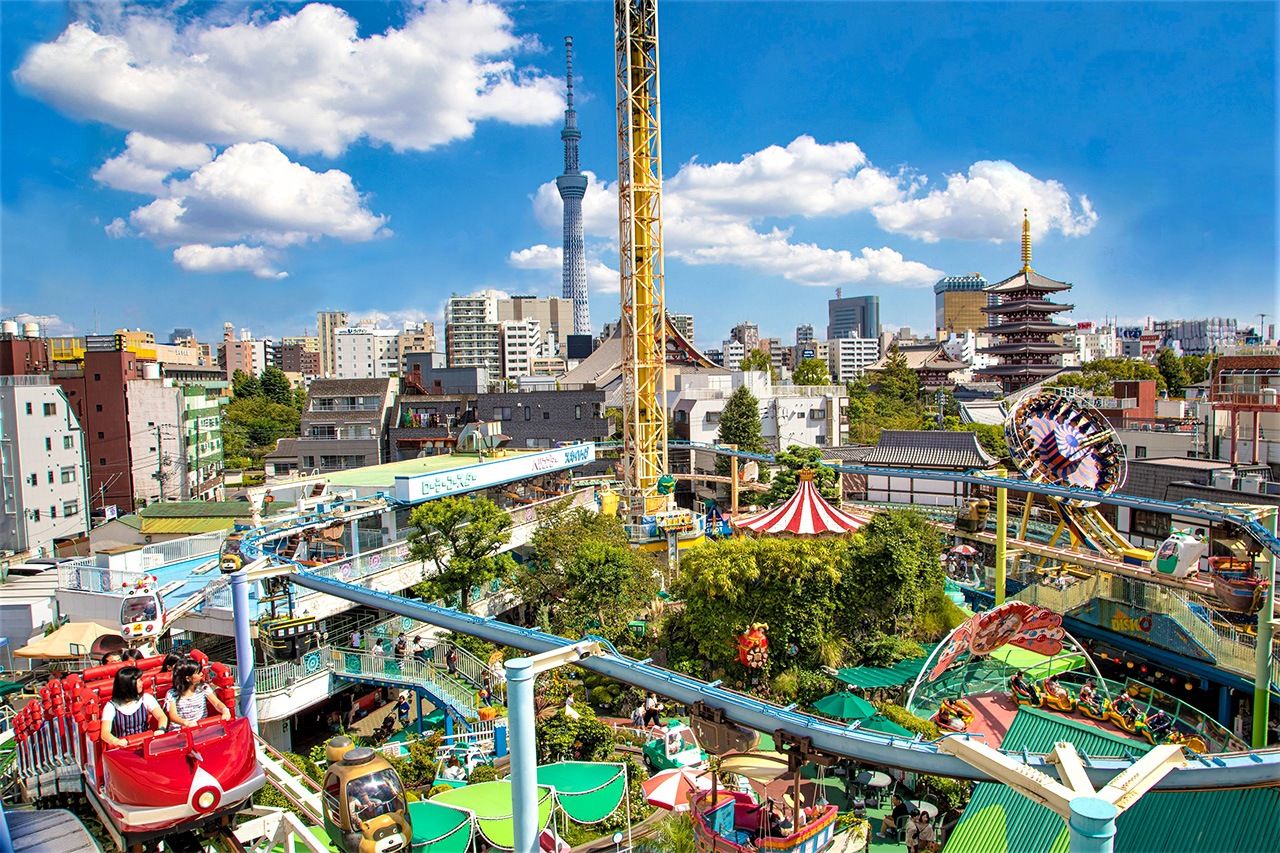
[508, 640, 602, 853]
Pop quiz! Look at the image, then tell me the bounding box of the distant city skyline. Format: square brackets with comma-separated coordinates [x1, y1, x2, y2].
[1, 2, 1274, 347]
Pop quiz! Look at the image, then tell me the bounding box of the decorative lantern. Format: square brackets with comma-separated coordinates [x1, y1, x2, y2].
[737, 623, 769, 669]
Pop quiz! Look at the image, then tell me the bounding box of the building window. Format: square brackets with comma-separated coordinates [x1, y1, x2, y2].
[492, 407, 512, 421]
[705, 411, 721, 425]
[543, 411, 551, 420]
[48, 471, 54, 484]
[95, 404, 103, 412]
[43, 402, 56, 416]
[97, 432, 104, 439]
[1131, 509, 1170, 539]
[24, 402, 32, 415]
[31, 509, 39, 522]
[1134, 446, 1147, 458]
[99, 457, 106, 465]
[63, 500, 79, 517]
[524, 406, 531, 421]
[63, 436, 74, 450]
[49, 506, 57, 518]
[94, 374, 101, 381]
[45, 437, 52, 451]
[60, 467, 76, 484]
[575, 405, 582, 420]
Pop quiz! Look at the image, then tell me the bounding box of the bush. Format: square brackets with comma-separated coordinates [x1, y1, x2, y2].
[468, 764, 499, 784]
[915, 587, 968, 640]
[428, 784, 453, 798]
[874, 702, 941, 740]
[916, 774, 971, 812]
[652, 812, 697, 853]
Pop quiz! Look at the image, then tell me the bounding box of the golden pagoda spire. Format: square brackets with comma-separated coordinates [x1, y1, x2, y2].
[1021, 208, 1032, 272]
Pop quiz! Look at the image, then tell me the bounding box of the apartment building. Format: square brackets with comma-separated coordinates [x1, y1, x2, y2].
[827, 337, 880, 383]
[333, 326, 401, 379]
[397, 323, 436, 374]
[288, 378, 398, 473]
[125, 378, 226, 504]
[669, 371, 845, 452]
[498, 296, 572, 357]
[317, 311, 349, 377]
[0, 376, 90, 556]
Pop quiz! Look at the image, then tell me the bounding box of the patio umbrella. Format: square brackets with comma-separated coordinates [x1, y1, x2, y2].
[642, 767, 711, 812]
[812, 691, 877, 721]
[859, 714, 914, 737]
[951, 545, 978, 556]
[15, 622, 120, 660]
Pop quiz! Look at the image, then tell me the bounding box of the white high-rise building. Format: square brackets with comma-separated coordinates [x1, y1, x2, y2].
[446, 291, 503, 375]
[827, 338, 880, 383]
[332, 326, 401, 379]
[500, 320, 545, 379]
[721, 340, 747, 370]
[0, 377, 90, 556]
[317, 310, 349, 377]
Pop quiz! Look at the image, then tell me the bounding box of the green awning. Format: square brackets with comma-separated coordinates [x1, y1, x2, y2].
[835, 644, 938, 689]
[536, 761, 627, 824]
[858, 714, 914, 737]
[988, 646, 1086, 679]
[408, 800, 474, 853]
[0, 680, 27, 697]
[431, 781, 553, 850]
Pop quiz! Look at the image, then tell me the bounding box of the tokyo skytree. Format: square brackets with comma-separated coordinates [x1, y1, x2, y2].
[556, 36, 591, 336]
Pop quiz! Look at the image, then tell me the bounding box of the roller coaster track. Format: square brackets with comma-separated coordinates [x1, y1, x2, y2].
[254, 736, 324, 825]
[287, 569, 1280, 791]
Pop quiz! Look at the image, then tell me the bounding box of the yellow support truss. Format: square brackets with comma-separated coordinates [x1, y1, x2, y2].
[615, 0, 668, 514]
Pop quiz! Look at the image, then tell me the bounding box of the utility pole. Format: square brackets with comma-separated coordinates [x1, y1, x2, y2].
[155, 425, 166, 503]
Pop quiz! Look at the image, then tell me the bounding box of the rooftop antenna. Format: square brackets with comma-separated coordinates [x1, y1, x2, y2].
[1021, 208, 1033, 272]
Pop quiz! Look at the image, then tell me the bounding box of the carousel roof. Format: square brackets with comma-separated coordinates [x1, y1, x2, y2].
[734, 472, 868, 536]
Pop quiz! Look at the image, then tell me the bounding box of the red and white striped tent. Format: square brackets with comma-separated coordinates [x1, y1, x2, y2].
[734, 470, 869, 536]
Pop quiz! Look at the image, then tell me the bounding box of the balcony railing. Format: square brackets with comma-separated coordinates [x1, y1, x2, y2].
[310, 403, 380, 412]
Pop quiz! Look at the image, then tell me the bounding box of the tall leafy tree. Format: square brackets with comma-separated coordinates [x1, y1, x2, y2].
[764, 445, 839, 505]
[739, 348, 777, 381]
[838, 509, 945, 641]
[1155, 347, 1190, 397]
[1049, 357, 1164, 394]
[716, 384, 765, 476]
[874, 343, 920, 405]
[792, 357, 831, 386]
[260, 367, 294, 406]
[408, 496, 514, 612]
[232, 369, 262, 400]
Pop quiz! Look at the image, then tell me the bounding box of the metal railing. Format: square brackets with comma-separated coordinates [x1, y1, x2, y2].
[330, 649, 478, 719]
[59, 532, 225, 593]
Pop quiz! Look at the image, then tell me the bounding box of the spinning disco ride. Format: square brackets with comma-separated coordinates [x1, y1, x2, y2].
[1004, 391, 1127, 500]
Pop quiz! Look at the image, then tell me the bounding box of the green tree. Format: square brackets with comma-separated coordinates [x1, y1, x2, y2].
[874, 343, 920, 405]
[516, 504, 657, 639]
[1155, 347, 1190, 397]
[844, 376, 925, 445]
[764, 445, 839, 505]
[838, 509, 944, 642]
[739, 348, 777, 381]
[1182, 354, 1214, 386]
[221, 396, 301, 467]
[536, 705, 616, 763]
[407, 496, 515, 611]
[716, 385, 764, 476]
[1049, 357, 1164, 395]
[232, 369, 262, 399]
[792, 357, 831, 386]
[260, 366, 293, 406]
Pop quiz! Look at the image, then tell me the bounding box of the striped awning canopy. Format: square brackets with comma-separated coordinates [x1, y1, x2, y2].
[734, 472, 868, 536]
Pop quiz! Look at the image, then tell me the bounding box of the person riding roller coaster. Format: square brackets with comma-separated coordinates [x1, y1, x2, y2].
[1146, 708, 1175, 740]
[1076, 679, 1102, 716]
[1111, 691, 1140, 726]
[936, 696, 974, 732]
[1010, 670, 1039, 703]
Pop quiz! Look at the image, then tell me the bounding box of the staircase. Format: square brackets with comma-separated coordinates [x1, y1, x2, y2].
[331, 648, 481, 722]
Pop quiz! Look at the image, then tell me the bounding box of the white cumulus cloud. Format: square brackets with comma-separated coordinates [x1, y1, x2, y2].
[508, 243, 620, 294]
[871, 160, 1098, 243]
[93, 132, 213, 194]
[128, 142, 388, 250]
[173, 244, 287, 279]
[14, 2, 562, 158]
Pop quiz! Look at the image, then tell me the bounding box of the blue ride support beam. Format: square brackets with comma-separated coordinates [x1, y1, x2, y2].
[1252, 508, 1278, 748]
[995, 469, 1008, 605]
[230, 568, 259, 733]
[416, 689, 424, 736]
[506, 657, 539, 853]
[1068, 797, 1118, 853]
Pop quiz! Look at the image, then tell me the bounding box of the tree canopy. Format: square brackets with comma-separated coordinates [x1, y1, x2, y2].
[407, 495, 515, 611]
[716, 384, 764, 476]
[231, 369, 262, 400]
[1156, 347, 1190, 396]
[221, 396, 300, 469]
[791, 357, 831, 386]
[1049, 357, 1164, 395]
[669, 509, 953, 685]
[260, 366, 294, 406]
[872, 343, 921, 405]
[739, 348, 777, 381]
[764, 445, 839, 505]
[515, 503, 658, 641]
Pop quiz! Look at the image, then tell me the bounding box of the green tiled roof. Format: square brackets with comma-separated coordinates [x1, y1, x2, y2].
[944, 707, 1280, 853]
[835, 644, 938, 689]
[139, 501, 254, 519]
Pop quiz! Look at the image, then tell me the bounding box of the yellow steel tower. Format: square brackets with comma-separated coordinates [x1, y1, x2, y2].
[615, 0, 669, 515]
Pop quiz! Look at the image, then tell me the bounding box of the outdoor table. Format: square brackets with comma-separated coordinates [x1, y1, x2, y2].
[855, 770, 891, 789]
[909, 801, 939, 820]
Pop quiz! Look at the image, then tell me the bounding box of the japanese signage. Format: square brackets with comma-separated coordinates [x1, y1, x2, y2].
[393, 443, 595, 503]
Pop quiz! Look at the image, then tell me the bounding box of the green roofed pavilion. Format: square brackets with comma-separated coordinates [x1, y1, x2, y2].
[943, 707, 1280, 852]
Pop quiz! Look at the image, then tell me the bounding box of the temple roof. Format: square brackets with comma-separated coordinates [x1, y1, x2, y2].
[983, 300, 1074, 315]
[979, 364, 1067, 376]
[985, 268, 1072, 294]
[980, 342, 1075, 356]
[978, 320, 1072, 335]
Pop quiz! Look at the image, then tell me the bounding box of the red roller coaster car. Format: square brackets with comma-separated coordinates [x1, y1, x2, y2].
[12, 650, 265, 846]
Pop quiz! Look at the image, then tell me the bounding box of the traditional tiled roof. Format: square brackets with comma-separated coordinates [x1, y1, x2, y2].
[822, 445, 875, 463]
[264, 437, 300, 460]
[983, 268, 1072, 294]
[867, 344, 966, 374]
[306, 377, 396, 398]
[862, 430, 997, 469]
[944, 707, 1280, 853]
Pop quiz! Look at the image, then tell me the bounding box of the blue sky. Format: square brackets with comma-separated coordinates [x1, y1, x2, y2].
[1, 1, 1275, 349]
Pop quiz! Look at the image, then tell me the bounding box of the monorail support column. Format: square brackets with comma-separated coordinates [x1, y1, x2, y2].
[231, 567, 259, 734]
[995, 470, 1008, 605]
[1252, 508, 1277, 748]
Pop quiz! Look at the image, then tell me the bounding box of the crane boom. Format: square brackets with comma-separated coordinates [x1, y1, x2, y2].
[616, 0, 668, 515]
